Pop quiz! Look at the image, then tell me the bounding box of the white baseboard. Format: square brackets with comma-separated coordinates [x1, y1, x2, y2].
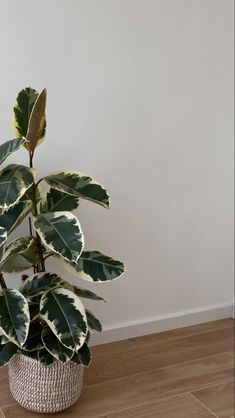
[90, 302, 234, 346]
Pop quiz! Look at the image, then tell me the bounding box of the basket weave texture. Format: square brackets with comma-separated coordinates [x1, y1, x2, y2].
[9, 353, 84, 413]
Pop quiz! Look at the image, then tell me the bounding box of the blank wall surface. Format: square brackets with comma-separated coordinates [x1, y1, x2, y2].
[0, 0, 234, 336]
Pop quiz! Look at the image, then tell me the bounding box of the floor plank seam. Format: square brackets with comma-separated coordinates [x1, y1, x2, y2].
[85, 351, 234, 388]
[189, 392, 219, 418]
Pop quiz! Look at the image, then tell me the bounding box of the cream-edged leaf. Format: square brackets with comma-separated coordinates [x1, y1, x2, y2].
[42, 188, 79, 212]
[0, 226, 7, 247]
[12, 87, 38, 139]
[44, 171, 109, 208]
[37, 348, 55, 365]
[0, 289, 30, 346]
[41, 327, 74, 363]
[61, 282, 105, 301]
[33, 211, 84, 263]
[0, 199, 31, 236]
[0, 342, 17, 367]
[40, 288, 88, 351]
[86, 310, 102, 333]
[26, 88, 47, 151]
[0, 164, 35, 211]
[21, 272, 63, 297]
[0, 138, 25, 165]
[71, 341, 91, 367]
[56, 251, 126, 282]
[22, 321, 43, 352]
[0, 236, 41, 273]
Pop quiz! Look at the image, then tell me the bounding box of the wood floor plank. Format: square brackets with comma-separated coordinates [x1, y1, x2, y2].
[0, 377, 16, 409]
[86, 327, 234, 384]
[0, 367, 8, 379]
[91, 339, 134, 359]
[68, 353, 234, 417]
[105, 393, 216, 418]
[192, 381, 235, 418]
[129, 319, 234, 349]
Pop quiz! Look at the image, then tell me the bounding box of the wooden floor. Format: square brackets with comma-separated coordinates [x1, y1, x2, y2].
[0, 319, 234, 417]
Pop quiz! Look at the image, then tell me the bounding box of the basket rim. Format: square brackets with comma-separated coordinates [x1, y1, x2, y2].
[10, 353, 80, 369]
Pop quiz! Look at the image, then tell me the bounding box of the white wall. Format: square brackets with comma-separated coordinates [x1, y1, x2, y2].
[0, 0, 234, 342]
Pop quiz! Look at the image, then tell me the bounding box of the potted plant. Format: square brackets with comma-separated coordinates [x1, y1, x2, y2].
[0, 87, 125, 413]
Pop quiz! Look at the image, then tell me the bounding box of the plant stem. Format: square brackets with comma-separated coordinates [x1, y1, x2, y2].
[28, 217, 33, 236]
[0, 273, 7, 290]
[29, 151, 46, 272]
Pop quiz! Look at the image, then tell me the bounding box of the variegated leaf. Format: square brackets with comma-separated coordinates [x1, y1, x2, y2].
[26, 88, 47, 151]
[61, 282, 105, 301]
[40, 288, 88, 351]
[37, 348, 55, 365]
[0, 137, 25, 165]
[22, 321, 43, 352]
[0, 226, 7, 247]
[33, 211, 84, 263]
[0, 335, 8, 345]
[44, 171, 109, 208]
[42, 188, 79, 212]
[57, 251, 125, 282]
[86, 310, 102, 332]
[12, 87, 46, 147]
[21, 272, 63, 297]
[0, 236, 41, 273]
[0, 289, 30, 346]
[0, 342, 17, 367]
[41, 327, 74, 363]
[0, 164, 35, 211]
[0, 199, 31, 236]
[71, 341, 91, 367]
[29, 303, 39, 322]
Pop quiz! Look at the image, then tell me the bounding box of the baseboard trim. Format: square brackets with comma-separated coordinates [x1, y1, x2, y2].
[90, 302, 234, 346]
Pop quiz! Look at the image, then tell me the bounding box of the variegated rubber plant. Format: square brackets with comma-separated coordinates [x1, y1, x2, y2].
[0, 87, 125, 367]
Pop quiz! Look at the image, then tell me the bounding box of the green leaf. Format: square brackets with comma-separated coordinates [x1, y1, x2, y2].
[0, 226, 7, 247]
[0, 236, 41, 273]
[40, 288, 88, 351]
[26, 88, 47, 151]
[57, 251, 126, 282]
[42, 188, 79, 212]
[33, 211, 84, 263]
[37, 348, 55, 365]
[21, 274, 29, 283]
[44, 171, 109, 208]
[71, 342, 91, 367]
[61, 282, 105, 301]
[86, 310, 102, 332]
[22, 321, 43, 352]
[0, 199, 31, 236]
[0, 164, 35, 211]
[12, 87, 46, 150]
[41, 327, 74, 362]
[0, 342, 17, 367]
[0, 138, 25, 165]
[21, 272, 63, 297]
[0, 335, 8, 345]
[29, 302, 39, 322]
[0, 289, 30, 346]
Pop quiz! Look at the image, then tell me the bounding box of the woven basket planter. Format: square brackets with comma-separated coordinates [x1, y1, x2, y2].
[8, 354, 84, 413]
